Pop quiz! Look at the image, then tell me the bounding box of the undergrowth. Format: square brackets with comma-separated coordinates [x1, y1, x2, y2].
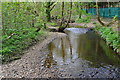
[95, 26, 120, 53]
[1, 28, 47, 63]
[1, 2, 48, 63]
[75, 16, 91, 23]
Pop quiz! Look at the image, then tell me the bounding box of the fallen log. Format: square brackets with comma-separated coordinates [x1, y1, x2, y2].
[46, 24, 58, 32]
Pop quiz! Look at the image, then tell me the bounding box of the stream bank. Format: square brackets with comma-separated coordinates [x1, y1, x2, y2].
[1, 28, 120, 78]
[1, 32, 67, 78]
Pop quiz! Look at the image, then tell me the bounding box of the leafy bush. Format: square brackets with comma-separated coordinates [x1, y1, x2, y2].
[95, 27, 120, 53]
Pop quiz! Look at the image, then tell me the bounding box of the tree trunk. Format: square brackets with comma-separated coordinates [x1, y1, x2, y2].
[60, 2, 64, 26]
[107, 0, 110, 17]
[45, 2, 56, 22]
[76, 2, 82, 19]
[96, 0, 105, 26]
[46, 2, 51, 22]
[96, 0, 117, 27]
[79, 9, 82, 19]
[58, 2, 72, 32]
[65, 2, 72, 28]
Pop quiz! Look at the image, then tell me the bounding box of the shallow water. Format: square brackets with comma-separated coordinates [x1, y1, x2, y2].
[44, 28, 120, 78]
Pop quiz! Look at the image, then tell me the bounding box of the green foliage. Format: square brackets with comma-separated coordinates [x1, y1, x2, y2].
[34, 23, 43, 28]
[2, 2, 46, 63]
[1, 27, 40, 62]
[47, 22, 57, 26]
[95, 27, 120, 53]
[75, 16, 91, 23]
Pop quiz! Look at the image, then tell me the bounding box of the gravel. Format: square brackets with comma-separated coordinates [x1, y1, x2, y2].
[1, 32, 67, 78]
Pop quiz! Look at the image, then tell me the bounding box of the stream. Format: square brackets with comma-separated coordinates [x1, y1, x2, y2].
[44, 28, 120, 78]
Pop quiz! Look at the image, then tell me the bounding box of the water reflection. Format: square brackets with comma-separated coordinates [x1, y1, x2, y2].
[45, 28, 120, 68]
[44, 42, 56, 68]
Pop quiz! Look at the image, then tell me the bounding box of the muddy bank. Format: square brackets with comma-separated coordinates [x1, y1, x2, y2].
[1, 32, 67, 78]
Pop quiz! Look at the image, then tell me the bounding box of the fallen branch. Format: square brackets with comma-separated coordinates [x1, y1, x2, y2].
[35, 27, 41, 32]
[7, 33, 16, 39]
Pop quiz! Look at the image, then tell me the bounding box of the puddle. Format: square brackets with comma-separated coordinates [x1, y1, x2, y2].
[44, 28, 120, 78]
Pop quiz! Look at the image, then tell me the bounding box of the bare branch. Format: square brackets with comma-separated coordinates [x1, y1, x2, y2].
[50, 2, 55, 6]
[50, 3, 56, 11]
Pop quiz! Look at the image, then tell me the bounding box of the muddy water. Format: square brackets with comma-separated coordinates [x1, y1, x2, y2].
[44, 28, 120, 78]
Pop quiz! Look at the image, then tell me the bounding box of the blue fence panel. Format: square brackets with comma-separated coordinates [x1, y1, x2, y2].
[118, 7, 120, 19]
[82, 7, 120, 19]
[93, 8, 96, 15]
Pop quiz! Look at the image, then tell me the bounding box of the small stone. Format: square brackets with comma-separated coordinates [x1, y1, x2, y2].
[79, 74, 82, 76]
[81, 70, 84, 72]
[69, 74, 72, 76]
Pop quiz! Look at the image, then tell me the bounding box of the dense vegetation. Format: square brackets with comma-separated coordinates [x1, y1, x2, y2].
[1, 2, 47, 63]
[95, 27, 120, 53]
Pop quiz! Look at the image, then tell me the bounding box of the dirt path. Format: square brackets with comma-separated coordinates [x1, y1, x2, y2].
[1, 32, 67, 78]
